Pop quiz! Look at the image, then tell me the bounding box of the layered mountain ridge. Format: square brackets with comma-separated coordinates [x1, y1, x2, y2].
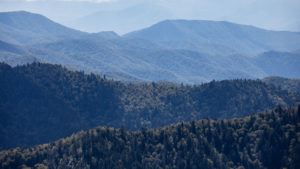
[0, 11, 300, 83]
[1, 63, 299, 150]
[1, 106, 299, 169]
[125, 19, 300, 55]
[1, 11, 300, 167]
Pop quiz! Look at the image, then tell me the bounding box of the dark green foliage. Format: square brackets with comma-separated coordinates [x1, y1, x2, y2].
[0, 63, 299, 150]
[1, 106, 299, 169]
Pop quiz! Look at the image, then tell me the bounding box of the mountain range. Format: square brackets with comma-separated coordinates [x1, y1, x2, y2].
[1, 11, 300, 83]
[1, 106, 299, 169]
[1, 10, 300, 168]
[1, 63, 299, 150]
[125, 19, 300, 56]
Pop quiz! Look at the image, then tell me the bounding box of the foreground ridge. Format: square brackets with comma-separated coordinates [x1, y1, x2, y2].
[1, 62, 300, 150]
[1, 106, 299, 169]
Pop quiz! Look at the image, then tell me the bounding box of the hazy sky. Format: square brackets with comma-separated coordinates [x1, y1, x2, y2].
[0, 0, 300, 34]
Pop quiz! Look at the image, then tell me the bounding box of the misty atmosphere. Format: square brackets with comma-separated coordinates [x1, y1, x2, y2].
[0, 0, 300, 168]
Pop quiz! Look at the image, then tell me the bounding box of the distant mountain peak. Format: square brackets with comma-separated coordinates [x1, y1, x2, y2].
[0, 10, 86, 45]
[125, 19, 300, 56]
[0, 10, 52, 24]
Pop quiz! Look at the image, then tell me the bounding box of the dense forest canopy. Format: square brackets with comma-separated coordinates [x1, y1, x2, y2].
[0, 10, 299, 169]
[0, 63, 299, 150]
[1, 106, 299, 169]
[263, 76, 300, 93]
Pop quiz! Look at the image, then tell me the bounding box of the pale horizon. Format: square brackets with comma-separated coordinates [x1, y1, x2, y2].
[0, 0, 300, 34]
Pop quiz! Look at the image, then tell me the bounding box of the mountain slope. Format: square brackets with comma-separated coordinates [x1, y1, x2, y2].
[1, 106, 299, 169]
[0, 12, 299, 83]
[38, 40, 267, 83]
[262, 76, 300, 93]
[1, 63, 299, 150]
[27, 39, 297, 83]
[0, 40, 45, 66]
[1, 37, 267, 83]
[0, 11, 86, 45]
[252, 51, 300, 78]
[125, 20, 300, 56]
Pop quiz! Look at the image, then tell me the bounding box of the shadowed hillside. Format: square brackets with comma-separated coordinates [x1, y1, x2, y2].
[1, 106, 299, 169]
[1, 63, 299, 150]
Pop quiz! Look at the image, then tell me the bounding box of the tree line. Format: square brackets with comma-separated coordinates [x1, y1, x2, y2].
[1, 62, 299, 150]
[1, 105, 299, 169]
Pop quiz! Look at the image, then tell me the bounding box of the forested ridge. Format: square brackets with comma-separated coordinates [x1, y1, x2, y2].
[1, 63, 300, 150]
[1, 10, 300, 169]
[262, 76, 300, 93]
[1, 106, 299, 169]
